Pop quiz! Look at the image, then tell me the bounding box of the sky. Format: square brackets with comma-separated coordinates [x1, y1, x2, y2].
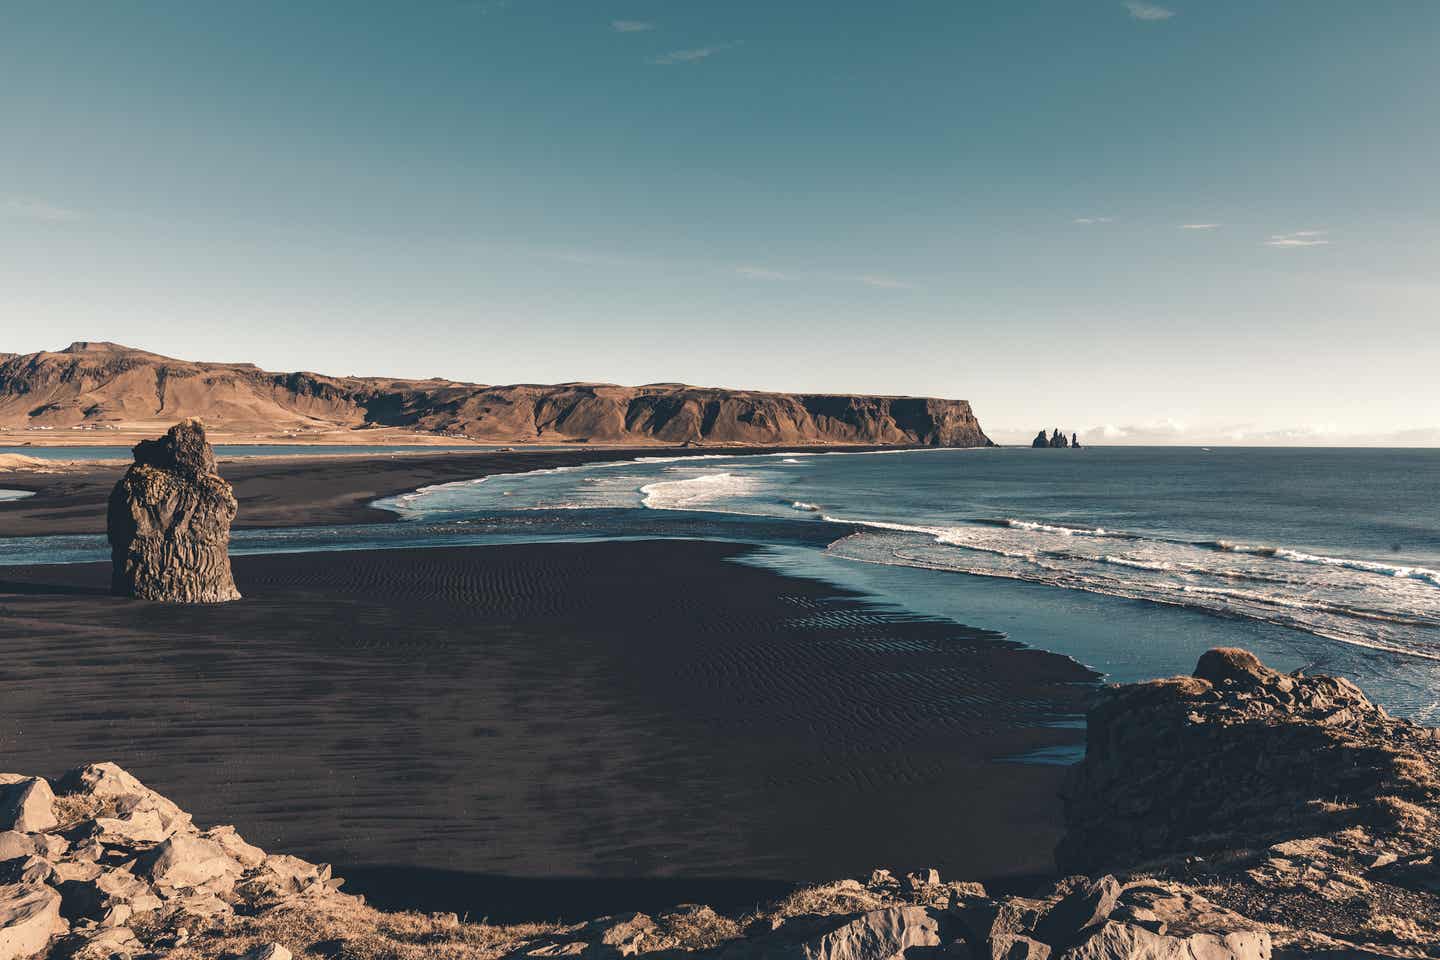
[0, 1, 1436, 445]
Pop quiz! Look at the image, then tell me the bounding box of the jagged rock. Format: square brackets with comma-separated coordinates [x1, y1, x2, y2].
[203, 824, 266, 868]
[0, 860, 53, 888]
[1032, 431, 1050, 449]
[721, 906, 941, 960]
[142, 834, 240, 889]
[1033, 876, 1120, 947]
[58, 870, 162, 921]
[0, 836, 32, 862]
[952, 897, 1047, 953]
[106, 418, 241, 603]
[59, 763, 192, 843]
[1071, 434, 1080, 449]
[63, 924, 139, 959]
[988, 935, 1051, 960]
[0, 883, 62, 960]
[242, 945, 293, 960]
[1058, 919, 1268, 960]
[0, 779, 56, 835]
[30, 838, 65, 862]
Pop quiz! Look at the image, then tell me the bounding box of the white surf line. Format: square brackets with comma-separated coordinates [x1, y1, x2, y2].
[373, 446, 978, 516]
[819, 533, 1440, 664]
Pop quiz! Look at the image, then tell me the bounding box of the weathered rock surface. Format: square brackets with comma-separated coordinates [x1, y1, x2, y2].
[106, 419, 240, 602]
[1060, 647, 1440, 955]
[0, 781, 55, 836]
[0, 884, 62, 960]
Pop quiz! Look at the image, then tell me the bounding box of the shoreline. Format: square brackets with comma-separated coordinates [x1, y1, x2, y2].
[0, 539, 1096, 921]
[0, 443, 920, 538]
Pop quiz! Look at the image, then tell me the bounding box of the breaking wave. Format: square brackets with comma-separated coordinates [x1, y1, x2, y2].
[821, 514, 1440, 661]
[640, 473, 763, 510]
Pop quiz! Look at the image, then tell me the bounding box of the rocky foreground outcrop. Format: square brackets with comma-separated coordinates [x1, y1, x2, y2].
[3, 650, 1437, 958]
[106, 419, 240, 603]
[0, 342, 992, 447]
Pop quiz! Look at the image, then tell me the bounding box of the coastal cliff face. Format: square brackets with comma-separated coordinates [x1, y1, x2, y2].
[3, 649, 1435, 959]
[0, 343, 992, 447]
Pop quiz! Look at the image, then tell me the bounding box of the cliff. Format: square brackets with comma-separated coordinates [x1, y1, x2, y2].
[0, 343, 992, 448]
[3, 649, 1435, 959]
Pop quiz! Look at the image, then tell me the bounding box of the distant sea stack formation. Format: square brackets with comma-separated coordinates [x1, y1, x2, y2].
[1032, 428, 1080, 448]
[0, 342, 993, 447]
[107, 418, 241, 603]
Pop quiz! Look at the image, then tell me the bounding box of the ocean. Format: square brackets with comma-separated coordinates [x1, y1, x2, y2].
[5, 445, 1438, 718]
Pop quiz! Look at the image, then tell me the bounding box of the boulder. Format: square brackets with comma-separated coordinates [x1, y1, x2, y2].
[58, 871, 161, 921]
[1033, 876, 1120, 948]
[0, 780, 56, 835]
[988, 935, 1051, 960]
[203, 825, 267, 869]
[243, 945, 294, 960]
[1057, 919, 1269, 960]
[0, 860, 53, 888]
[106, 418, 241, 603]
[0, 837, 33, 863]
[59, 763, 192, 842]
[722, 906, 941, 960]
[0, 883, 62, 960]
[142, 834, 240, 889]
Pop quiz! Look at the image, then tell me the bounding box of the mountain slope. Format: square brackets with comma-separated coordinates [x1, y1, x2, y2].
[0, 342, 992, 447]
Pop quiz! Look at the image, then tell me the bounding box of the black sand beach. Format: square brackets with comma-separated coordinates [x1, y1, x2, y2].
[0, 539, 1095, 921]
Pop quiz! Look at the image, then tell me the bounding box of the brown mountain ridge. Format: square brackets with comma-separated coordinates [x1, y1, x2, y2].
[0, 342, 992, 447]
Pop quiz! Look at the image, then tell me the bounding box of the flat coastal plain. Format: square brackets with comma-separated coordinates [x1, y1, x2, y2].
[0, 449, 1096, 921]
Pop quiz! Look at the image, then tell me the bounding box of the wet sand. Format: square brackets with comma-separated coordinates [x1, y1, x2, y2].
[0, 444, 897, 537]
[0, 540, 1095, 921]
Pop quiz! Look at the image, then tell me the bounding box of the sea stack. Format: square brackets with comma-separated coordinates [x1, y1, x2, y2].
[107, 418, 241, 602]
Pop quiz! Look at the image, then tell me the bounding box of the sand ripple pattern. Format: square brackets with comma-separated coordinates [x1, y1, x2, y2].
[0, 540, 1092, 913]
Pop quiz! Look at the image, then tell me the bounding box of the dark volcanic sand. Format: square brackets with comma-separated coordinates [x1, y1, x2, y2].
[0, 445, 898, 537]
[0, 540, 1094, 921]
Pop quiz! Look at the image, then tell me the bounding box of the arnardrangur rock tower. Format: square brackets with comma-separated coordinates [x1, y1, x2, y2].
[107, 418, 241, 603]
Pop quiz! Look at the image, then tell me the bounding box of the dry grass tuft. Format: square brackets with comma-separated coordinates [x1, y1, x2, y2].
[50, 792, 120, 829]
[1371, 795, 1434, 835]
[151, 902, 559, 960]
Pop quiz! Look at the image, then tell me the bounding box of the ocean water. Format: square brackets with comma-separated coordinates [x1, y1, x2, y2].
[4, 446, 1438, 718]
[369, 446, 1440, 718]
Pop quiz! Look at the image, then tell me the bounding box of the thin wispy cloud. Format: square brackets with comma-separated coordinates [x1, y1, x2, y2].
[648, 44, 732, 65]
[1179, 223, 1221, 230]
[861, 275, 914, 290]
[1124, 2, 1176, 21]
[1266, 230, 1330, 248]
[1072, 217, 1115, 225]
[0, 198, 83, 224]
[611, 20, 655, 33]
[736, 266, 786, 280]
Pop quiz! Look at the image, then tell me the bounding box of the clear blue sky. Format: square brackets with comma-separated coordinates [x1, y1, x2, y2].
[1, 1, 1435, 443]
